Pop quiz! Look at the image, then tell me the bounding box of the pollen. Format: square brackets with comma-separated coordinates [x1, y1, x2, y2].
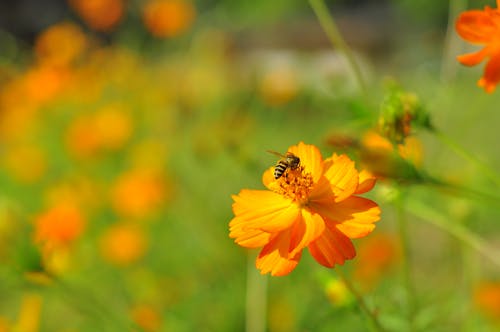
[274, 166, 314, 205]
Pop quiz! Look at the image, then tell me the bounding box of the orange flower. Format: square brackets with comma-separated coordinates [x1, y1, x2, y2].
[69, 0, 124, 32]
[34, 203, 85, 250]
[99, 223, 148, 266]
[111, 168, 167, 219]
[352, 233, 400, 290]
[142, 0, 195, 38]
[474, 281, 500, 320]
[130, 304, 162, 332]
[34, 21, 87, 67]
[456, 0, 500, 93]
[229, 142, 380, 276]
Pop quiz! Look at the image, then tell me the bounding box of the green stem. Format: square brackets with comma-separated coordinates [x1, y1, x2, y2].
[394, 191, 416, 332]
[441, 0, 468, 82]
[432, 129, 500, 187]
[308, 0, 368, 95]
[336, 268, 386, 332]
[246, 252, 267, 332]
[406, 197, 500, 268]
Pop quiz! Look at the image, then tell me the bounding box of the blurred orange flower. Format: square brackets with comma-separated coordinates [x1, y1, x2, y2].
[65, 104, 133, 158]
[100, 223, 148, 266]
[353, 233, 400, 290]
[111, 169, 168, 219]
[229, 142, 380, 276]
[35, 21, 87, 67]
[23, 65, 70, 104]
[130, 304, 162, 332]
[359, 131, 423, 179]
[474, 281, 500, 321]
[143, 0, 195, 38]
[69, 0, 124, 31]
[456, 0, 500, 93]
[34, 203, 85, 250]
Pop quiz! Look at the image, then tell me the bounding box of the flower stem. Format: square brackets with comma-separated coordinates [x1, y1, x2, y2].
[406, 197, 500, 267]
[308, 0, 367, 95]
[394, 190, 416, 332]
[432, 128, 500, 187]
[246, 252, 267, 332]
[335, 268, 386, 332]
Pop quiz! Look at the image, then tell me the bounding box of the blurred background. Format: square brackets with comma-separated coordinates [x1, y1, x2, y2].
[1, 0, 500, 331]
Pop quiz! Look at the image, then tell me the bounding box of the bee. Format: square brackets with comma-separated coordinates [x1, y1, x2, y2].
[267, 150, 301, 179]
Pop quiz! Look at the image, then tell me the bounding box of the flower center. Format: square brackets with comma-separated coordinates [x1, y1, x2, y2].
[274, 166, 314, 205]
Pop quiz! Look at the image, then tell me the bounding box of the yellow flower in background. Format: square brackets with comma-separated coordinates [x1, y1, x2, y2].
[3, 143, 47, 183]
[12, 294, 42, 332]
[94, 104, 134, 150]
[69, 0, 124, 31]
[229, 142, 380, 276]
[142, 0, 195, 38]
[325, 278, 353, 307]
[99, 223, 148, 266]
[111, 168, 168, 219]
[259, 67, 299, 106]
[34, 21, 87, 67]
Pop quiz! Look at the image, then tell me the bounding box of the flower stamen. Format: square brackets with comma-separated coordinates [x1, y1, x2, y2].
[274, 166, 314, 205]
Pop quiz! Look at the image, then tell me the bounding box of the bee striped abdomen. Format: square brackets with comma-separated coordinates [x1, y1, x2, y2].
[274, 161, 289, 179]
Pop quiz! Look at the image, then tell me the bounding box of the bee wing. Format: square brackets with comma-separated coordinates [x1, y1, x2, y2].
[266, 150, 286, 158]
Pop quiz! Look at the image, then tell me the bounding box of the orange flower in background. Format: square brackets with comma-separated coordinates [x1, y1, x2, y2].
[456, 0, 500, 93]
[352, 233, 400, 290]
[130, 304, 162, 332]
[143, 0, 195, 38]
[35, 21, 87, 67]
[65, 104, 133, 158]
[100, 223, 148, 266]
[474, 281, 500, 321]
[229, 142, 380, 276]
[111, 168, 168, 219]
[34, 203, 85, 250]
[359, 130, 423, 179]
[69, 0, 124, 32]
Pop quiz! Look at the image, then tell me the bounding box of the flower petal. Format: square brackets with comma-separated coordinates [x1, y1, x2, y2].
[478, 53, 500, 93]
[311, 196, 380, 239]
[256, 231, 302, 276]
[230, 190, 299, 236]
[355, 169, 377, 194]
[322, 154, 359, 202]
[262, 166, 276, 189]
[457, 48, 489, 66]
[456, 10, 498, 44]
[308, 222, 356, 268]
[288, 208, 325, 258]
[288, 142, 323, 183]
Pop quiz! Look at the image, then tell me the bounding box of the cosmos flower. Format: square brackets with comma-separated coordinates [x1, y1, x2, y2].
[456, 0, 500, 93]
[142, 0, 195, 38]
[229, 142, 380, 276]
